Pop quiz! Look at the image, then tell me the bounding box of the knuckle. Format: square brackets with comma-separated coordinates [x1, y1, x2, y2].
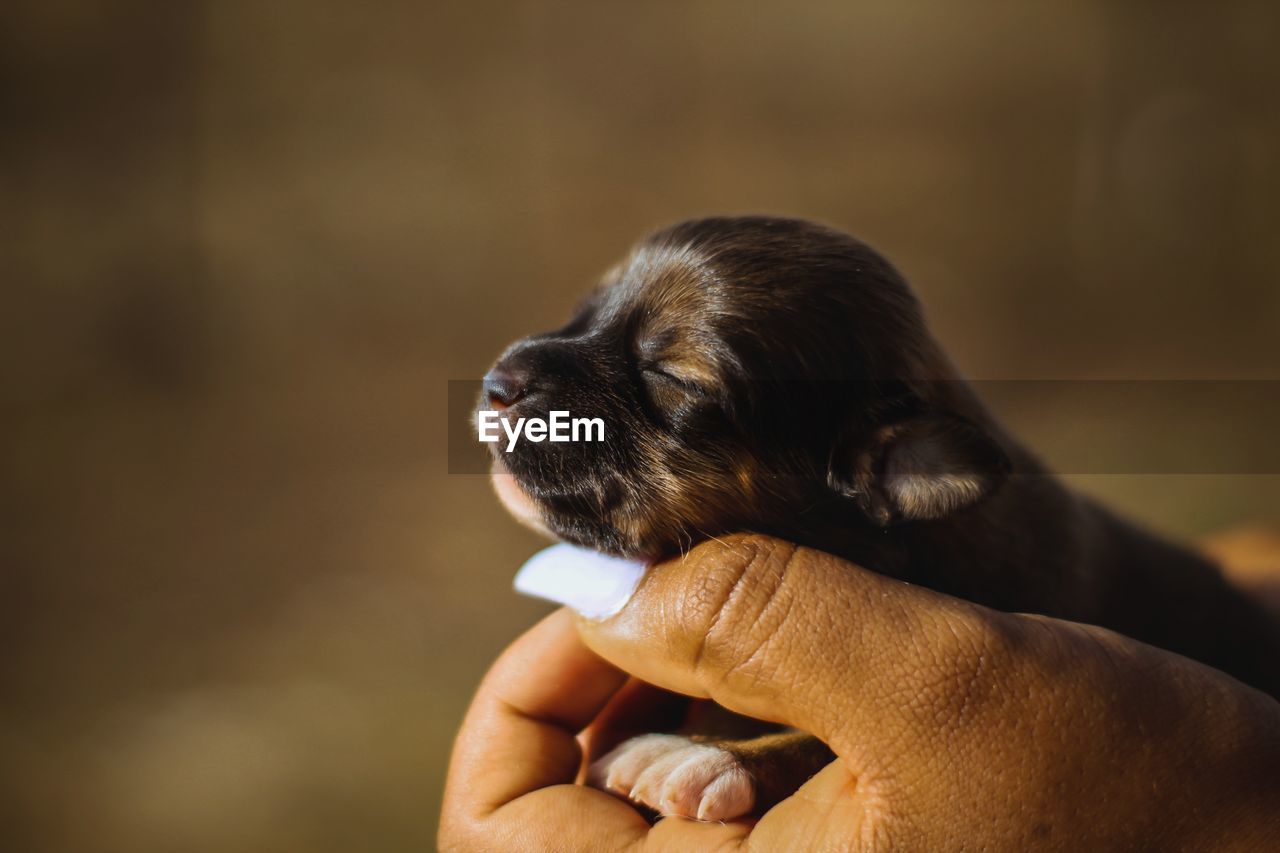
[677, 534, 800, 684]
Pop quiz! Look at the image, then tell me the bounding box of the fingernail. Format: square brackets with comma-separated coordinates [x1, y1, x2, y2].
[513, 543, 647, 619]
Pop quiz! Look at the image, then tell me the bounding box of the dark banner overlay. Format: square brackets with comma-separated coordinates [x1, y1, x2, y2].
[447, 379, 1280, 475]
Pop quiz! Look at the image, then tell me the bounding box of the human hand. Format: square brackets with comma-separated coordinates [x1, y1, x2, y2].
[440, 535, 1280, 851]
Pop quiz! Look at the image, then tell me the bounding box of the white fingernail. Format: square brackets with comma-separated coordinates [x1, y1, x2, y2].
[513, 543, 647, 619]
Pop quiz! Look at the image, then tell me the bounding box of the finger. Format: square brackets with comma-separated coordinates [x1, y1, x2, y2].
[459, 783, 647, 852]
[644, 813, 751, 851]
[442, 608, 628, 821]
[474, 782, 761, 853]
[568, 534, 1014, 758]
[441, 609, 758, 852]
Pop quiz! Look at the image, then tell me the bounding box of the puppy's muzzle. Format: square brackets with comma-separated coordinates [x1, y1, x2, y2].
[483, 339, 594, 413]
[481, 367, 528, 411]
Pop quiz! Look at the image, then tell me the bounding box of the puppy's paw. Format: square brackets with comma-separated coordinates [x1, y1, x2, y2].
[588, 733, 754, 822]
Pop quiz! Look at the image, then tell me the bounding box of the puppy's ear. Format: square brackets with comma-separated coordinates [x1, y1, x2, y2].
[828, 413, 1009, 526]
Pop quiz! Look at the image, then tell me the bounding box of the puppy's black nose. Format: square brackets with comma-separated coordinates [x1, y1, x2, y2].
[482, 368, 529, 410]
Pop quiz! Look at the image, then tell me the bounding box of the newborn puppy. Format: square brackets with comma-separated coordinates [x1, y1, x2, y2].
[478, 216, 1280, 821]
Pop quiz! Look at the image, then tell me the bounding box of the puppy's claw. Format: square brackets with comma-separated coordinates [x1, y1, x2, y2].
[588, 733, 755, 822]
[695, 764, 754, 821]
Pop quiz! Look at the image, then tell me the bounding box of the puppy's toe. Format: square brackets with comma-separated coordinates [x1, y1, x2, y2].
[588, 733, 755, 822]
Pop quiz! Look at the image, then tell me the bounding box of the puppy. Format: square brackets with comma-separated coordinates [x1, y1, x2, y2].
[478, 216, 1280, 821]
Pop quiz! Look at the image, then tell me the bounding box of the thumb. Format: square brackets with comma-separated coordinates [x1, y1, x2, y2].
[515, 534, 1012, 758]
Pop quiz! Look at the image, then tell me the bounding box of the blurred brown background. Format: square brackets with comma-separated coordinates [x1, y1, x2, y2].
[3, 2, 1278, 850]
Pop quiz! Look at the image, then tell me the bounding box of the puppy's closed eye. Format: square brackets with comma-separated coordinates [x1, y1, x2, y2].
[640, 360, 708, 395]
[636, 362, 719, 432]
[634, 329, 717, 412]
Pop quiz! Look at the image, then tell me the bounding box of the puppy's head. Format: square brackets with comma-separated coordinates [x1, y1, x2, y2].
[479, 216, 1008, 558]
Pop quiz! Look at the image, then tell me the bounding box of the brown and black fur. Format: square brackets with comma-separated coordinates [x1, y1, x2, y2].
[480, 216, 1280, 808]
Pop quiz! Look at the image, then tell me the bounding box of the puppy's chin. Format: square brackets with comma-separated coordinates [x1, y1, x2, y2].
[490, 460, 555, 538]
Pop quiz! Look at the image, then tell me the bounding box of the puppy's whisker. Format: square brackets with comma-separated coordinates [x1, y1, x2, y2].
[696, 528, 730, 551]
[680, 528, 695, 558]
